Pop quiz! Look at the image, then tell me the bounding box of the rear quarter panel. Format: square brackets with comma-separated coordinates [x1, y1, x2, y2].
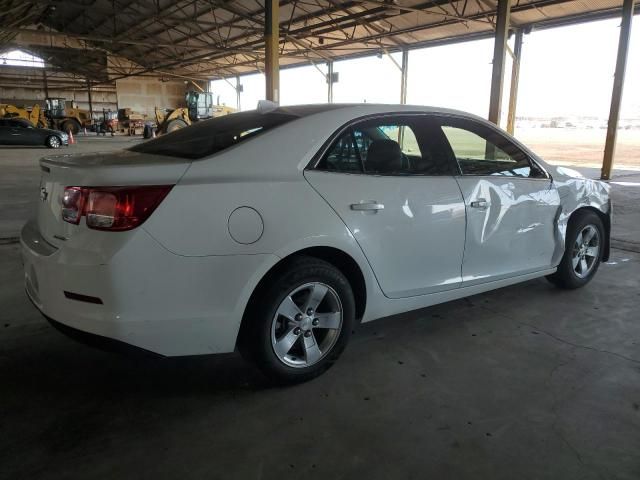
[142, 114, 386, 322]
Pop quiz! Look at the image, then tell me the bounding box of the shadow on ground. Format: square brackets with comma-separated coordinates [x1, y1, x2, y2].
[1, 240, 639, 480]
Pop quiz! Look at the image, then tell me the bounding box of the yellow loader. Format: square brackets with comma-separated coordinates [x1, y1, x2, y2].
[154, 91, 235, 135]
[45, 97, 92, 134]
[0, 103, 47, 127]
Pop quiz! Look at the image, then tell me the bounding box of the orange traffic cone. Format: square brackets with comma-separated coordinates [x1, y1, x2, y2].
[68, 130, 76, 145]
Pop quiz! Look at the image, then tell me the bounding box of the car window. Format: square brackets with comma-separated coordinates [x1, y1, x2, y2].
[323, 130, 364, 173]
[318, 116, 451, 176]
[323, 123, 419, 175]
[129, 110, 300, 160]
[9, 119, 31, 128]
[440, 120, 545, 178]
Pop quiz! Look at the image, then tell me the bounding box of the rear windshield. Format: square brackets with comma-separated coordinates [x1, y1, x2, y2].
[130, 111, 299, 160]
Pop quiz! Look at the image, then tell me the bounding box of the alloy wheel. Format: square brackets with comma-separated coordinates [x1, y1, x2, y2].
[571, 224, 600, 278]
[270, 282, 343, 368]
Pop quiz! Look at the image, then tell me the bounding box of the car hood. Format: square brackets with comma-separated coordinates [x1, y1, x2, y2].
[38, 127, 66, 136]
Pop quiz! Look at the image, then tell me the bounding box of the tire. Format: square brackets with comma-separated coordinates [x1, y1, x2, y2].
[547, 210, 604, 289]
[46, 135, 61, 149]
[61, 120, 80, 135]
[242, 256, 355, 384]
[166, 119, 188, 133]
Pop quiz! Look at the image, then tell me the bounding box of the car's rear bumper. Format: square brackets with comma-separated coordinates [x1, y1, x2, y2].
[21, 219, 276, 356]
[41, 310, 162, 357]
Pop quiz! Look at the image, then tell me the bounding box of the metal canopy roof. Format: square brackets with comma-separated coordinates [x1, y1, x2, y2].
[0, 0, 636, 82]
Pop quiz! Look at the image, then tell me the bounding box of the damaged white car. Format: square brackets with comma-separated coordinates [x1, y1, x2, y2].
[22, 104, 611, 383]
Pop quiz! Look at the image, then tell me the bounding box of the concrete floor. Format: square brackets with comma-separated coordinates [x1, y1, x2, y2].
[0, 139, 639, 479]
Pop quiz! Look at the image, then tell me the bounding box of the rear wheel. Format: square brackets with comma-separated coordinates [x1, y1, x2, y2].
[243, 256, 355, 384]
[547, 210, 604, 289]
[46, 135, 61, 149]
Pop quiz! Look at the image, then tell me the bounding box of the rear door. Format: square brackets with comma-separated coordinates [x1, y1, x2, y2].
[0, 119, 24, 145]
[7, 119, 32, 145]
[305, 114, 466, 299]
[435, 116, 560, 285]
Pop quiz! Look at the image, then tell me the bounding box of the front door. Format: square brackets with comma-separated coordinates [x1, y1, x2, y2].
[305, 114, 466, 299]
[435, 116, 560, 285]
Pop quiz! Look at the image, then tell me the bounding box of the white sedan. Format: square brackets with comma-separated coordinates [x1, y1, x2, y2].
[21, 104, 611, 383]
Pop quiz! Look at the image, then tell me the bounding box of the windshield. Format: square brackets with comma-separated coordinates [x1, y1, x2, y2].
[129, 111, 300, 160]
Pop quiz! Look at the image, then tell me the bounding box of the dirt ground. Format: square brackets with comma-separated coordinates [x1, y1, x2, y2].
[515, 127, 640, 170]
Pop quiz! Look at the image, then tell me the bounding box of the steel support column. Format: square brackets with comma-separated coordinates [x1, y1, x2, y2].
[86, 79, 93, 123]
[264, 0, 280, 103]
[236, 75, 241, 111]
[601, 0, 635, 180]
[42, 69, 49, 98]
[506, 29, 523, 135]
[327, 61, 334, 103]
[400, 49, 409, 104]
[488, 0, 511, 125]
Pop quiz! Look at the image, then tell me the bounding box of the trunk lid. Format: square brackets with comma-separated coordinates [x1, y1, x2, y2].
[37, 150, 190, 247]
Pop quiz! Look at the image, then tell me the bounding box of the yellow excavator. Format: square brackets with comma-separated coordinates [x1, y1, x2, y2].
[0, 103, 47, 127]
[154, 90, 235, 135]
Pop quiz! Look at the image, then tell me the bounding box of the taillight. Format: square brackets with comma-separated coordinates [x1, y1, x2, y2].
[61, 187, 85, 224]
[61, 186, 173, 231]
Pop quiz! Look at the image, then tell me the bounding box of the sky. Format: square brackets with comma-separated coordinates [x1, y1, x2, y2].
[211, 16, 640, 124]
[1, 49, 44, 67]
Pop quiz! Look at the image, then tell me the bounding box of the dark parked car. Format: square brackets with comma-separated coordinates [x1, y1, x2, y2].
[0, 118, 68, 148]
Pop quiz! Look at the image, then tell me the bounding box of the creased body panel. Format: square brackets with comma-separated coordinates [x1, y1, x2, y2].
[547, 166, 612, 263]
[455, 176, 560, 285]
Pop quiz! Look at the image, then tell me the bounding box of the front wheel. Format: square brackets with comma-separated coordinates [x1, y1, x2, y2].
[46, 135, 61, 149]
[61, 120, 80, 135]
[243, 256, 355, 384]
[547, 210, 604, 289]
[166, 119, 188, 133]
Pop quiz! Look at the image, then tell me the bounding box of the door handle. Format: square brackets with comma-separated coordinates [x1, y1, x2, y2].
[350, 202, 384, 212]
[470, 199, 491, 209]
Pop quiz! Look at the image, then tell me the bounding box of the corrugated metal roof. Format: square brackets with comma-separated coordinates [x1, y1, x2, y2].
[0, 0, 635, 82]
